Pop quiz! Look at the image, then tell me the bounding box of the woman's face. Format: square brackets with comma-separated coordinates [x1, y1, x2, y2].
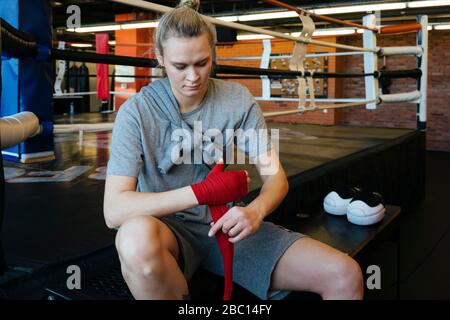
[158, 33, 213, 102]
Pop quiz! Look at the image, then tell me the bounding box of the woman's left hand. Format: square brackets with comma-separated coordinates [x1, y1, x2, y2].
[208, 205, 263, 243]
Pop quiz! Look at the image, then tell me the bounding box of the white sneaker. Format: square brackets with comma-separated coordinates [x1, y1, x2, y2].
[323, 187, 362, 216]
[346, 191, 386, 226]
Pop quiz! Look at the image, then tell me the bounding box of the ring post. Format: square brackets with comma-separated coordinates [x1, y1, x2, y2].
[363, 14, 378, 110]
[260, 39, 271, 100]
[0, 0, 54, 163]
[417, 15, 428, 131]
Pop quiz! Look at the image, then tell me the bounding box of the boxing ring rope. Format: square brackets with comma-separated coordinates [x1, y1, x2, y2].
[379, 46, 423, 57]
[54, 91, 373, 103]
[108, 0, 377, 53]
[262, 0, 377, 32]
[263, 0, 423, 36]
[52, 49, 158, 68]
[51, 100, 378, 136]
[378, 22, 422, 35]
[54, 123, 114, 133]
[262, 100, 378, 118]
[0, 113, 43, 149]
[51, 44, 422, 82]
[214, 65, 421, 79]
[379, 91, 421, 104]
[256, 98, 371, 103]
[217, 51, 368, 61]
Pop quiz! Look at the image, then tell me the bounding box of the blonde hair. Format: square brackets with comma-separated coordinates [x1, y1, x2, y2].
[154, 0, 216, 57]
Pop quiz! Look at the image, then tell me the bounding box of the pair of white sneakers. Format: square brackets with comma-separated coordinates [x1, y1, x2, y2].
[323, 187, 386, 226]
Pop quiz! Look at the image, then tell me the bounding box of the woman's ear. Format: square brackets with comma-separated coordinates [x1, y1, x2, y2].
[155, 50, 164, 67]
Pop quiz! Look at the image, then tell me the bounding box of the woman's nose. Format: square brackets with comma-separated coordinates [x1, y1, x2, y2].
[186, 68, 200, 82]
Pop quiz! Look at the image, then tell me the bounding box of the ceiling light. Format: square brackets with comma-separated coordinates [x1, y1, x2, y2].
[408, 1, 450, 8]
[238, 11, 298, 22]
[293, 28, 356, 37]
[313, 3, 406, 15]
[216, 16, 238, 22]
[237, 34, 274, 41]
[70, 43, 93, 48]
[69, 25, 121, 33]
[434, 24, 450, 30]
[67, 21, 159, 33]
[120, 21, 159, 29]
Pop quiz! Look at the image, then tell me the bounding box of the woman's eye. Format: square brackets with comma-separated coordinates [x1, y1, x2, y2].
[175, 66, 186, 70]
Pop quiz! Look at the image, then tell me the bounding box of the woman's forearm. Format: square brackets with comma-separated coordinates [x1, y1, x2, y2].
[104, 186, 198, 228]
[247, 173, 289, 220]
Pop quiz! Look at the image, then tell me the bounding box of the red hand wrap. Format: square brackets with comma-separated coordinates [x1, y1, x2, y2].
[191, 163, 248, 300]
[191, 163, 248, 205]
[209, 205, 234, 300]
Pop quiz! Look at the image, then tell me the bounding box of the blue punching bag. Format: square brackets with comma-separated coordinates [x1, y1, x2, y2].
[0, 0, 54, 163]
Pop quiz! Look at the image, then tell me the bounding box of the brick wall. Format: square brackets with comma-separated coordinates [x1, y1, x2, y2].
[337, 31, 450, 151]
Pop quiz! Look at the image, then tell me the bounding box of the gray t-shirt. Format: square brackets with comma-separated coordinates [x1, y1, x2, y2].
[107, 77, 269, 224]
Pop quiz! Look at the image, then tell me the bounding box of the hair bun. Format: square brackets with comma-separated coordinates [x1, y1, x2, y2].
[178, 0, 200, 11]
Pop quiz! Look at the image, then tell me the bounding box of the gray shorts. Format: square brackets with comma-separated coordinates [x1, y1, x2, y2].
[161, 214, 307, 300]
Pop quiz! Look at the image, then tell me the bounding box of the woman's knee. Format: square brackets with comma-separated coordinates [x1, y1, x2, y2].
[115, 216, 166, 275]
[331, 256, 364, 298]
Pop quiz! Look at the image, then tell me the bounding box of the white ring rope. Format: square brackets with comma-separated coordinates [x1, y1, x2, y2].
[379, 90, 421, 104]
[51, 100, 374, 136]
[262, 100, 377, 118]
[0, 112, 41, 149]
[378, 46, 423, 57]
[255, 97, 369, 103]
[53, 91, 136, 97]
[54, 91, 98, 97]
[53, 122, 114, 134]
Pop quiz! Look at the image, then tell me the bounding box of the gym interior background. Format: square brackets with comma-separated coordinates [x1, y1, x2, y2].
[1, 0, 450, 300]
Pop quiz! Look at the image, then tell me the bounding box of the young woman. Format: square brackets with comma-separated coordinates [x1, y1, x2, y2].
[104, 0, 363, 300]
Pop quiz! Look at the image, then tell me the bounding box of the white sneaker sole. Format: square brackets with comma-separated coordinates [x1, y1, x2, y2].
[323, 191, 352, 216]
[323, 202, 348, 216]
[347, 201, 386, 226]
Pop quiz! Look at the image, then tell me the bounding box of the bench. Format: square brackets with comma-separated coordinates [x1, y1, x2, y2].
[188, 205, 401, 300]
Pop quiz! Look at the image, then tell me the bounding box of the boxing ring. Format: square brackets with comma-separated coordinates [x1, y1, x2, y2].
[0, 0, 426, 300]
